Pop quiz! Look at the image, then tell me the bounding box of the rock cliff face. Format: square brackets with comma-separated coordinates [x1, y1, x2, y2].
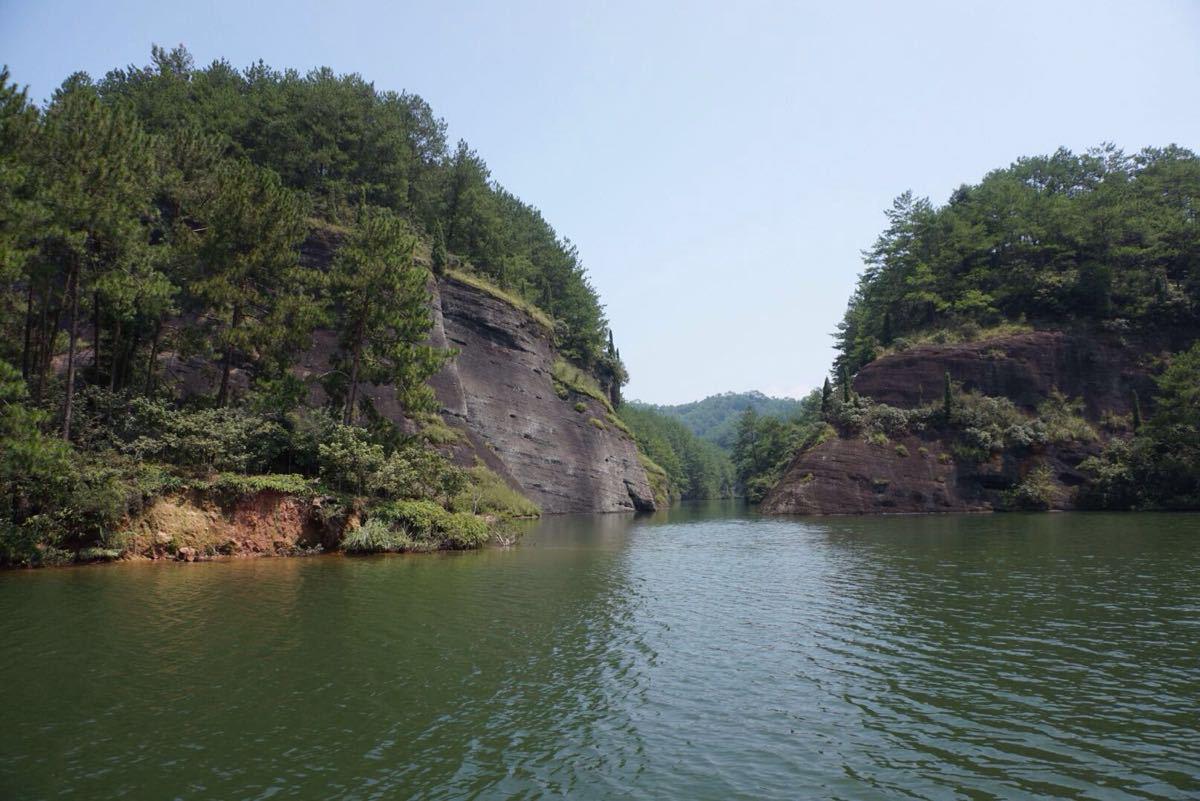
[427, 277, 655, 514]
[762, 329, 1148, 516]
[851, 330, 1159, 419]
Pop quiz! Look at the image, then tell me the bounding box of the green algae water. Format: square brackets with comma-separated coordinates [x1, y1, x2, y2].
[1, 505, 1198, 800]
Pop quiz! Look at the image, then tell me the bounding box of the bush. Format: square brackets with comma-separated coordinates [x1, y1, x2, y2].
[1007, 465, 1057, 510]
[367, 499, 492, 549]
[451, 464, 540, 518]
[894, 444, 909, 457]
[574, 402, 587, 413]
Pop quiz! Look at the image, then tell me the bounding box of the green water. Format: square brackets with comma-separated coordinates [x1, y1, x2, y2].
[1, 505, 1198, 800]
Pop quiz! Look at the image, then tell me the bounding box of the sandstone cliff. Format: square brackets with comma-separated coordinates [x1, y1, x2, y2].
[762, 330, 1149, 516]
[426, 276, 655, 514]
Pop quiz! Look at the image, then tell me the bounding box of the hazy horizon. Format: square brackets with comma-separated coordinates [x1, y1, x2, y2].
[3, 0, 1198, 404]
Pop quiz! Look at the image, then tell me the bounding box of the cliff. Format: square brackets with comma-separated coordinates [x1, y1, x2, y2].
[426, 276, 655, 514]
[762, 330, 1147, 516]
[851, 330, 1160, 419]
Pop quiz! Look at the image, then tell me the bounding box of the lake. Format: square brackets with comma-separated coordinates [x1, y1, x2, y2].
[1, 504, 1197, 799]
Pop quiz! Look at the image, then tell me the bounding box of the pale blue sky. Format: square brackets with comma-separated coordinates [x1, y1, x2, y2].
[3, 0, 1198, 403]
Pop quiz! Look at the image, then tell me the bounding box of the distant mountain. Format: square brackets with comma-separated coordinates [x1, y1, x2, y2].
[632, 390, 817, 452]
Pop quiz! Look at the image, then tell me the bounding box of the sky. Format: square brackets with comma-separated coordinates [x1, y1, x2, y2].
[2, 1, 1198, 404]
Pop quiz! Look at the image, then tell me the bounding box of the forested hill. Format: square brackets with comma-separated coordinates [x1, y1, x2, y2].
[836, 145, 1200, 376]
[0, 47, 634, 565]
[638, 391, 807, 451]
[758, 144, 1200, 515]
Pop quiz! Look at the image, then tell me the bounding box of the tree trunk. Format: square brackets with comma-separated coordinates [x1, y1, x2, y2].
[345, 309, 366, 425]
[145, 319, 162, 395]
[36, 281, 66, 405]
[21, 282, 34, 380]
[217, 303, 242, 407]
[62, 263, 80, 440]
[121, 328, 139, 392]
[92, 291, 101, 385]
[109, 318, 122, 392]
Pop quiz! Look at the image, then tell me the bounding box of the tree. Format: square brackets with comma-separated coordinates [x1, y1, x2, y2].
[330, 205, 445, 424]
[839, 364, 851, 403]
[1131, 389, 1142, 433]
[821, 377, 832, 415]
[186, 159, 309, 406]
[943, 371, 954, 419]
[37, 78, 155, 438]
[430, 220, 448, 277]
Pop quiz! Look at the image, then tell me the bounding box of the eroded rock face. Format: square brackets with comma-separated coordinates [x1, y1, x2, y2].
[851, 331, 1159, 418]
[761, 437, 974, 515]
[429, 278, 655, 514]
[762, 329, 1152, 516]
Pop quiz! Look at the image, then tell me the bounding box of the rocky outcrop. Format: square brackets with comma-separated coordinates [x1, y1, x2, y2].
[852, 330, 1159, 419]
[761, 433, 1095, 515]
[762, 328, 1153, 516]
[428, 277, 654, 514]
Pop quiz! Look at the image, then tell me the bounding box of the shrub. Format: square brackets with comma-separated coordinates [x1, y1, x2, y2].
[1037, 390, 1098, 443]
[451, 464, 540, 518]
[341, 518, 412, 554]
[866, 431, 889, 447]
[894, 444, 909, 457]
[1007, 465, 1057, 510]
[574, 402, 587, 413]
[588, 417, 606, 431]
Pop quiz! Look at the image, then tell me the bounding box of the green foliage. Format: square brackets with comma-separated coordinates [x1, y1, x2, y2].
[450, 464, 540, 518]
[1082, 342, 1200, 509]
[193, 473, 314, 499]
[639, 390, 815, 451]
[329, 205, 446, 423]
[1036, 390, 1098, 443]
[588, 417, 606, 430]
[835, 145, 1200, 375]
[368, 499, 490, 549]
[551, 358, 611, 409]
[1006, 465, 1057, 511]
[731, 407, 827, 503]
[619, 404, 736, 501]
[574, 401, 587, 413]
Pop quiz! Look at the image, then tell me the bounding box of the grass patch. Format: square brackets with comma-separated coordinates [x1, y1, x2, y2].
[551, 359, 613, 412]
[879, 321, 1034, 357]
[417, 413, 464, 445]
[588, 417, 606, 431]
[451, 464, 540, 518]
[446, 268, 555, 330]
[574, 401, 587, 413]
[638, 452, 673, 507]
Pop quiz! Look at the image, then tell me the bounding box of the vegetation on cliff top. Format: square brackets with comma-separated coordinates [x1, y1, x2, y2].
[836, 145, 1200, 376]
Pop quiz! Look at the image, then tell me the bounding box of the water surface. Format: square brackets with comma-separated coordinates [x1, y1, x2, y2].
[2, 505, 1198, 799]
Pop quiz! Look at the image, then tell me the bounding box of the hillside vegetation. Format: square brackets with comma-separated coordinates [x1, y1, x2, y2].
[0, 49, 633, 564]
[618, 404, 735, 503]
[641, 391, 806, 451]
[836, 145, 1200, 376]
[797, 145, 1200, 511]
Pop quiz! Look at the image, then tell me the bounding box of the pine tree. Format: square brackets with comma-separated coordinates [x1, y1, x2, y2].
[37, 79, 155, 438]
[187, 160, 309, 406]
[821, 377, 832, 414]
[430, 221, 447, 277]
[331, 205, 446, 424]
[839, 364, 851, 403]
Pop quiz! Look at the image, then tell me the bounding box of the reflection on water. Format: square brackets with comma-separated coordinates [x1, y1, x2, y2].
[1, 505, 1197, 799]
